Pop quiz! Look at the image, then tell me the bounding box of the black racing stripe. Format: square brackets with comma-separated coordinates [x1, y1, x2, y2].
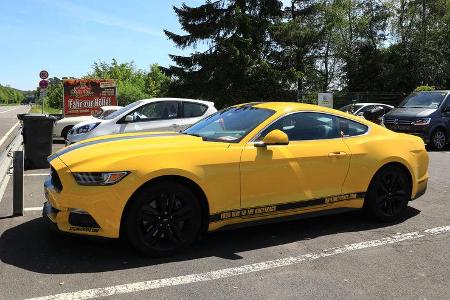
[48, 133, 181, 162]
[209, 192, 366, 222]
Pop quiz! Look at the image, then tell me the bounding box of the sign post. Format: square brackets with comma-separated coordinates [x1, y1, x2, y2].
[39, 70, 49, 114]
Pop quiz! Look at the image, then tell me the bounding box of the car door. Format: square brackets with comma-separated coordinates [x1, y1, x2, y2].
[177, 101, 209, 130]
[441, 96, 450, 131]
[240, 112, 351, 210]
[119, 101, 181, 133]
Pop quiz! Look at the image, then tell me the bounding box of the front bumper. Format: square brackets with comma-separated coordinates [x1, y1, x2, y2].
[43, 157, 135, 238]
[384, 125, 431, 143]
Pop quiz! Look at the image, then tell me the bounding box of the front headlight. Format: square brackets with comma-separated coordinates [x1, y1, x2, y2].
[75, 122, 100, 134]
[411, 118, 431, 126]
[73, 172, 129, 186]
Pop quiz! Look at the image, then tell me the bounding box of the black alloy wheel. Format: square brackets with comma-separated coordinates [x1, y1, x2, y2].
[365, 166, 411, 222]
[430, 129, 447, 151]
[125, 181, 202, 256]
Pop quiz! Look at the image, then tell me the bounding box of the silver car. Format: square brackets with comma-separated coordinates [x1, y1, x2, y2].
[66, 98, 217, 144]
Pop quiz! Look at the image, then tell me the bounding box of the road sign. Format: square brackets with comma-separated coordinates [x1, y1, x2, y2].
[318, 93, 333, 108]
[39, 79, 49, 89]
[39, 70, 49, 80]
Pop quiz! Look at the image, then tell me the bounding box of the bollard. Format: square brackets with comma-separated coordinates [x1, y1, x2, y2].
[13, 150, 24, 216]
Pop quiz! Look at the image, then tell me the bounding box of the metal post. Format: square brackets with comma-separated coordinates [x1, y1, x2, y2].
[13, 150, 24, 216]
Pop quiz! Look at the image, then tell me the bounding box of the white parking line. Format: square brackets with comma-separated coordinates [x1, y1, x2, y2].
[24, 207, 43, 212]
[24, 173, 49, 177]
[26, 225, 450, 300]
[0, 121, 20, 148]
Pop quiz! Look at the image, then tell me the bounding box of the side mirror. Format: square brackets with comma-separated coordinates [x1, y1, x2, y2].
[255, 129, 289, 147]
[124, 115, 134, 123]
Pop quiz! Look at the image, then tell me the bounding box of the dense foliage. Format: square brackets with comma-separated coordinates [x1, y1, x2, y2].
[0, 85, 25, 104]
[39, 60, 170, 109]
[164, 0, 450, 107]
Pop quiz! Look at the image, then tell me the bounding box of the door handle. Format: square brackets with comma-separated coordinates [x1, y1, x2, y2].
[171, 124, 179, 127]
[328, 151, 347, 157]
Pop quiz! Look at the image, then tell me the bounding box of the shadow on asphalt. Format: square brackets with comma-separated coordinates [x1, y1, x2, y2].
[0, 207, 420, 274]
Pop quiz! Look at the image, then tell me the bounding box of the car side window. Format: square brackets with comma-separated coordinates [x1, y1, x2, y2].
[129, 101, 179, 122]
[258, 112, 341, 141]
[183, 102, 207, 118]
[357, 105, 374, 115]
[339, 117, 368, 137]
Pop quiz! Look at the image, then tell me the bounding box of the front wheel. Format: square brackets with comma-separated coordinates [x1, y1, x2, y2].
[430, 129, 447, 151]
[124, 181, 202, 257]
[365, 166, 411, 222]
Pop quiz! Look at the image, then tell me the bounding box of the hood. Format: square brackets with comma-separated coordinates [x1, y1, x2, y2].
[49, 132, 229, 171]
[72, 117, 102, 129]
[384, 107, 437, 119]
[56, 115, 93, 125]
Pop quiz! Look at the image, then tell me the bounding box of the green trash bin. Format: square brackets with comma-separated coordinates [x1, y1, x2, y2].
[17, 114, 56, 170]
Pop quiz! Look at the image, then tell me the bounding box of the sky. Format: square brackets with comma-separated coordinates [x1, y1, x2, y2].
[0, 0, 212, 90]
[0, 0, 290, 91]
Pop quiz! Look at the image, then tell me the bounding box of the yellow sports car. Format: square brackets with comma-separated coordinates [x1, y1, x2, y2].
[43, 102, 429, 256]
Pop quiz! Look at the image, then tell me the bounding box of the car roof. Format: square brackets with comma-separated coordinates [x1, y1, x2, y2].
[100, 105, 122, 110]
[238, 102, 350, 115]
[139, 98, 215, 106]
[349, 103, 394, 107]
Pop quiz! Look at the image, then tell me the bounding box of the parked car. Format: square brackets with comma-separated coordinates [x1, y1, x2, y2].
[339, 103, 394, 118]
[66, 98, 217, 144]
[383, 91, 450, 150]
[53, 106, 122, 140]
[45, 102, 428, 256]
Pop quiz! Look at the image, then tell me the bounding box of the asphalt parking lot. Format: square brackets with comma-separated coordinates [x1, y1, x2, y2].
[0, 140, 449, 299]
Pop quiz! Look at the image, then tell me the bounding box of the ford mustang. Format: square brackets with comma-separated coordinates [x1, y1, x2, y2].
[43, 102, 429, 256]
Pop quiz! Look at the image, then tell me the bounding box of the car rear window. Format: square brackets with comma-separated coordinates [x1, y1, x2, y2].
[183, 102, 207, 118]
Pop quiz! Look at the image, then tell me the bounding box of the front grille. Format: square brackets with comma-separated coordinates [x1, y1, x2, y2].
[51, 167, 63, 192]
[383, 118, 412, 125]
[68, 212, 100, 228]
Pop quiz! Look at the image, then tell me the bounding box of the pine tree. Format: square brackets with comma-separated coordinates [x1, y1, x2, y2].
[164, 0, 285, 108]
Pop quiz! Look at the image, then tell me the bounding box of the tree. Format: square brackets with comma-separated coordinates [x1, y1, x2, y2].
[45, 77, 63, 109]
[164, 0, 287, 108]
[89, 59, 170, 105]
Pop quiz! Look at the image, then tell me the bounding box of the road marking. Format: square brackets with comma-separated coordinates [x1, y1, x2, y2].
[0, 175, 10, 203]
[0, 121, 20, 148]
[26, 225, 450, 300]
[0, 106, 19, 114]
[24, 207, 43, 211]
[24, 173, 49, 177]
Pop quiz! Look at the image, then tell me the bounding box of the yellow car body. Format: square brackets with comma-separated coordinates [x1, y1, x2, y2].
[44, 102, 429, 249]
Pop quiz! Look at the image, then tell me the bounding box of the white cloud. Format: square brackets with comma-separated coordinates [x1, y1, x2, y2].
[40, 0, 163, 36]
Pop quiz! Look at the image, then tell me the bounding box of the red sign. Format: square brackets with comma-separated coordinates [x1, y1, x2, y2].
[39, 79, 49, 89]
[39, 70, 49, 79]
[63, 79, 117, 116]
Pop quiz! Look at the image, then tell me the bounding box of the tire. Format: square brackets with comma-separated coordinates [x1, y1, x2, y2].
[364, 165, 411, 222]
[124, 181, 202, 257]
[61, 126, 73, 140]
[429, 128, 447, 151]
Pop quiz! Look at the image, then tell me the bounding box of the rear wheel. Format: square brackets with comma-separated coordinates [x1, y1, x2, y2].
[365, 166, 411, 222]
[125, 181, 202, 256]
[430, 129, 447, 151]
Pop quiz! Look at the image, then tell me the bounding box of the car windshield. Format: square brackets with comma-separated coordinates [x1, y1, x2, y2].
[339, 104, 364, 113]
[183, 106, 275, 142]
[92, 109, 104, 118]
[399, 92, 447, 109]
[103, 101, 142, 120]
